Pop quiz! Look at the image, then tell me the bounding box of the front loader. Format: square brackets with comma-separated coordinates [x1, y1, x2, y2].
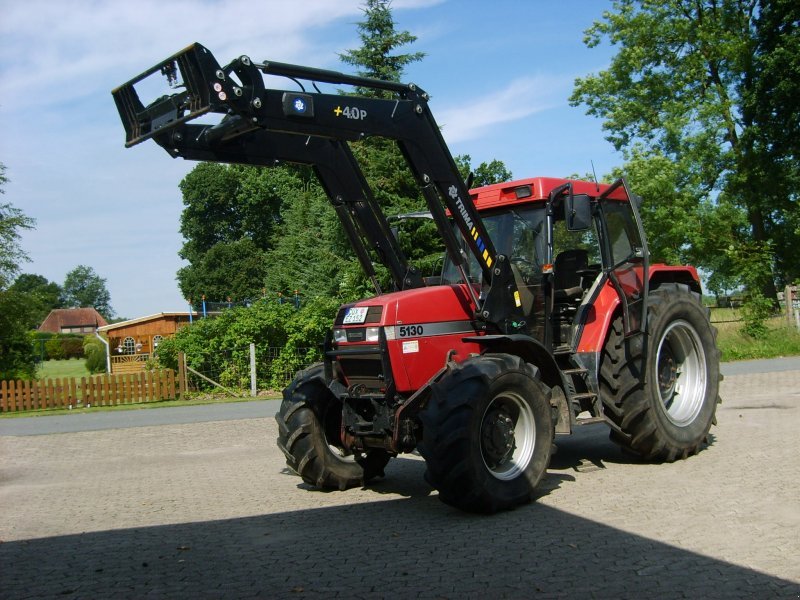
[113, 43, 721, 513]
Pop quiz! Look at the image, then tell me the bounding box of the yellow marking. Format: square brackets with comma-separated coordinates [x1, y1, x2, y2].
[486, 256, 493, 268]
[514, 291, 522, 307]
[470, 227, 477, 236]
[334, 106, 343, 116]
[473, 231, 479, 241]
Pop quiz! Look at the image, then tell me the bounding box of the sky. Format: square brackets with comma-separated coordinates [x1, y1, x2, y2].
[0, 0, 620, 319]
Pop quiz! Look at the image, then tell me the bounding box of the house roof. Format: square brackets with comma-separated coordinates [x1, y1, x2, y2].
[38, 308, 109, 333]
[97, 312, 198, 332]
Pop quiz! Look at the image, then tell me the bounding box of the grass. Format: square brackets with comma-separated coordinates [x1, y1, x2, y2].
[715, 316, 800, 362]
[36, 359, 89, 380]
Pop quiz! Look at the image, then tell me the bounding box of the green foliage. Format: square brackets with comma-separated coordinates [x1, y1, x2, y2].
[0, 289, 38, 380]
[83, 336, 107, 374]
[338, 0, 425, 96]
[9, 273, 64, 328]
[41, 334, 84, 361]
[740, 294, 773, 338]
[571, 0, 798, 298]
[44, 336, 64, 360]
[724, 240, 777, 338]
[178, 238, 270, 303]
[62, 265, 113, 319]
[154, 297, 338, 390]
[717, 322, 800, 361]
[0, 164, 35, 289]
[455, 154, 513, 188]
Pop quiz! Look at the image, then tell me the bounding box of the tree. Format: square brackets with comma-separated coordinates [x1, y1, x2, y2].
[456, 155, 513, 188]
[178, 163, 284, 265]
[570, 1, 798, 301]
[0, 163, 35, 289]
[745, 0, 800, 285]
[62, 265, 113, 318]
[338, 0, 425, 97]
[178, 238, 270, 303]
[0, 163, 39, 379]
[0, 290, 38, 379]
[9, 273, 64, 328]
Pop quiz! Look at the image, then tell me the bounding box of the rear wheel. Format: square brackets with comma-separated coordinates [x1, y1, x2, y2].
[276, 364, 390, 490]
[419, 354, 554, 513]
[599, 283, 721, 461]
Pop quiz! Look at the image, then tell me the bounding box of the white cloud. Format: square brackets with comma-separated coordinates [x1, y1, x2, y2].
[437, 75, 571, 144]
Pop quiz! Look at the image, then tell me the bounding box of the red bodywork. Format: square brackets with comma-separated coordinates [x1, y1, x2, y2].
[337, 285, 483, 393]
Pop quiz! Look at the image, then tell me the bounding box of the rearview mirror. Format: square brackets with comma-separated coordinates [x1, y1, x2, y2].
[566, 193, 592, 231]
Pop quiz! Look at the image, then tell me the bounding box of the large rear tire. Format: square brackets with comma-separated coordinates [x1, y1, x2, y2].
[276, 363, 390, 490]
[599, 283, 721, 461]
[418, 354, 554, 513]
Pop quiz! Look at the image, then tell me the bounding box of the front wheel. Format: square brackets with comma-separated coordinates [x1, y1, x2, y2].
[418, 354, 554, 513]
[276, 364, 390, 490]
[600, 283, 721, 461]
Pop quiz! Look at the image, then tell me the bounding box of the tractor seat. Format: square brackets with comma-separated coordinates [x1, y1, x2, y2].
[553, 249, 589, 304]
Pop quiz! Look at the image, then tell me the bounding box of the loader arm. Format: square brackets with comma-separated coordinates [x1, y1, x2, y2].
[164, 122, 423, 292]
[112, 42, 523, 330]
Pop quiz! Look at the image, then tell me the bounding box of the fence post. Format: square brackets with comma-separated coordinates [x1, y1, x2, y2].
[250, 343, 257, 397]
[178, 352, 187, 399]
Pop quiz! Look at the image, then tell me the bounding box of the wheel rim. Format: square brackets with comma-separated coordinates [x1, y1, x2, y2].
[480, 391, 536, 481]
[323, 401, 354, 463]
[655, 320, 707, 426]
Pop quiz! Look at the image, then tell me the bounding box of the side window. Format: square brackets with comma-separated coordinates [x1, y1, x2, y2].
[601, 200, 642, 266]
[551, 220, 601, 265]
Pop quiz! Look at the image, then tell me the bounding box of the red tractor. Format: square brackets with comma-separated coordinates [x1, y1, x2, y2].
[114, 44, 721, 513]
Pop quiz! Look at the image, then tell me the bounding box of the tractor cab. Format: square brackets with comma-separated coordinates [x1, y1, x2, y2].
[442, 176, 647, 351]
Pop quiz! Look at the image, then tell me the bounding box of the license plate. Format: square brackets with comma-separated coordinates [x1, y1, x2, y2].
[343, 307, 369, 324]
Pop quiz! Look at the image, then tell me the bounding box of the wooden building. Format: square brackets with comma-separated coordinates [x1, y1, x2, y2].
[97, 312, 196, 374]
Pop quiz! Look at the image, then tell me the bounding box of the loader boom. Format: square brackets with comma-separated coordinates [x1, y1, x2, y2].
[112, 42, 524, 330]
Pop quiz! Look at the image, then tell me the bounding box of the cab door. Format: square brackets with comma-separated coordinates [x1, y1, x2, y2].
[597, 179, 649, 336]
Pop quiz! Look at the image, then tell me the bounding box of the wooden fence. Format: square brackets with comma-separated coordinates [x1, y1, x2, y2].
[0, 369, 177, 413]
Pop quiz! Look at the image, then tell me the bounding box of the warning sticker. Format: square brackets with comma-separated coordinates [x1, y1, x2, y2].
[402, 340, 419, 354]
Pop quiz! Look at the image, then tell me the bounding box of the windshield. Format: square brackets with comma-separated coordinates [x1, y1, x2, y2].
[441, 206, 547, 285]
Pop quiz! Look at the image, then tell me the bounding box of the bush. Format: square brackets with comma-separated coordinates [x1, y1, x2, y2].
[42, 334, 85, 361]
[83, 336, 107, 374]
[44, 336, 65, 360]
[153, 296, 339, 391]
[740, 292, 775, 339]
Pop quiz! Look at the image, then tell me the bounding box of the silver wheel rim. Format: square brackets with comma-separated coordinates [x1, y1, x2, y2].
[655, 320, 707, 426]
[323, 402, 354, 463]
[480, 391, 536, 481]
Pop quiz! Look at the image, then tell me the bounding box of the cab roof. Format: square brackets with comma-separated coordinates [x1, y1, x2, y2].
[469, 177, 629, 211]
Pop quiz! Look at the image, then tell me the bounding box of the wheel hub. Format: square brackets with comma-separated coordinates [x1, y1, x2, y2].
[481, 409, 516, 468]
[658, 346, 678, 402]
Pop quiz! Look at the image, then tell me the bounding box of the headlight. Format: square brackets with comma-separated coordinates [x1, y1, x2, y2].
[333, 328, 347, 343]
[365, 327, 381, 342]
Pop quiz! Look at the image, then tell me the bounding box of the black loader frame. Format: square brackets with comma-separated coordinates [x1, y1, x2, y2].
[113, 42, 523, 332]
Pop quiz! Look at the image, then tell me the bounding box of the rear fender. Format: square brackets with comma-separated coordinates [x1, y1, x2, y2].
[576, 264, 702, 354]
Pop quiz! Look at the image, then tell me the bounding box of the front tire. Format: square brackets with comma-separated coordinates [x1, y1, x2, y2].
[600, 283, 721, 461]
[276, 364, 390, 490]
[418, 354, 554, 513]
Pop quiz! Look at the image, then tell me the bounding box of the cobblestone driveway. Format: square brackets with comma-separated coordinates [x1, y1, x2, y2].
[1, 370, 799, 598]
